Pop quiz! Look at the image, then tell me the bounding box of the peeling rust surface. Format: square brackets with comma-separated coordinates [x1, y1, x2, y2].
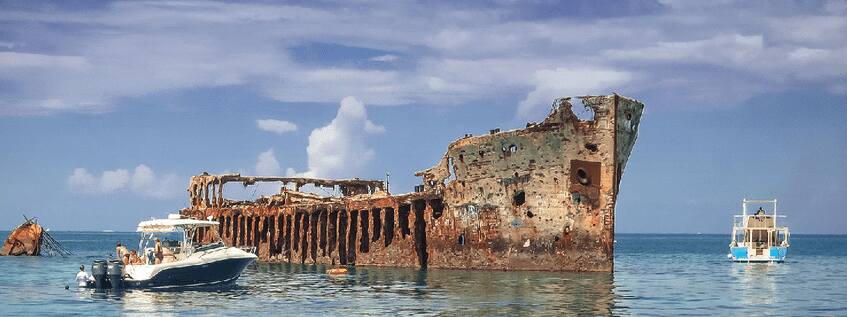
[1, 222, 43, 256]
[181, 94, 644, 272]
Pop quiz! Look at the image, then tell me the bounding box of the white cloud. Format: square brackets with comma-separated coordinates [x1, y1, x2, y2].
[285, 167, 297, 177]
[1, 1, 846, 115]
[67, 164, 180, 198]
[257, 119, 298, 134]
[364, 120, 386, 133]
[787, 48, 829, 63]
[604, 34, 764, 66]
[68, 168, 97, 191]
[100, 169, 130, 192]
[130, 164, 180, 198]
[255, 148, 281, 175]
[370, 54, 399, 62]
[264, 68, 411, 106]
[0, 52, 90, 69]
[517, 67, 633, 120]
[290, 96, 382, 178]
[426, 76, 447, 91]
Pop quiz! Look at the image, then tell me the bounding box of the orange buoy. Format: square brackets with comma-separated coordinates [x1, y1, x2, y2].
[326, 267, 348, 275]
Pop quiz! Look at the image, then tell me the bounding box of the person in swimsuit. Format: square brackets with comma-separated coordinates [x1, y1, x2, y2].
[154, 238, 164, 264]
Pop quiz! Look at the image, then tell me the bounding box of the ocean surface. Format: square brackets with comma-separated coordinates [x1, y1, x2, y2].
[0, 232, 845, 316]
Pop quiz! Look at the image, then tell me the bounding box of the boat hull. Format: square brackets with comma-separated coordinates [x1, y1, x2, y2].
[125, 256, 254, 289]
[730, 246, 788, 263]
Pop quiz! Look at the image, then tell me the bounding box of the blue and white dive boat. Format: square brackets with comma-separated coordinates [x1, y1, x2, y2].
[728, 199, 790, 263]
[86, 214, 256, 290]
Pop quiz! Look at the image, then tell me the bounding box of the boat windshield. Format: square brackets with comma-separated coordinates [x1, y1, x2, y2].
[136, 222, 223, 263]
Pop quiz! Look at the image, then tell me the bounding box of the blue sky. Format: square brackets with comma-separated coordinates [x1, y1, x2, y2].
[0, 0, 845, 233]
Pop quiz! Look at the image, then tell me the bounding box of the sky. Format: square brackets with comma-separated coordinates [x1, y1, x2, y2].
[0, 0, 845, 233]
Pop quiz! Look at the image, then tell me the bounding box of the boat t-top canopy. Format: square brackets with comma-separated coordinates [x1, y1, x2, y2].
[136, 216, 218, 233]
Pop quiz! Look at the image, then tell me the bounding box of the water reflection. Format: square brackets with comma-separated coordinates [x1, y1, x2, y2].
[242, 263, 616, 316]
[729, 263, 784, 306]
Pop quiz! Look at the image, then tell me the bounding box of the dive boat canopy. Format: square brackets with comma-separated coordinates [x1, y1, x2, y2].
[136, 216, 219, 232]
[728, 199, 790, 263]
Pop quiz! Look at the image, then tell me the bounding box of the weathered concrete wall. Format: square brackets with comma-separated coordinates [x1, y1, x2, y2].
[182, 94, 644, 272]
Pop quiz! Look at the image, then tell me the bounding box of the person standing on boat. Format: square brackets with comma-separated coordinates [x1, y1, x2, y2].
[75, 265, 92, 287]
[145, 248, 154, 265]
[154, 238, 163, 264]
[755, 207, 765, 215]
[115, 242, 128, 259]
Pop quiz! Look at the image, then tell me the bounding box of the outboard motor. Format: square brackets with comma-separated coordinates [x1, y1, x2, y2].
[91, 260, 107, 292]
[106, 260, 124, 291]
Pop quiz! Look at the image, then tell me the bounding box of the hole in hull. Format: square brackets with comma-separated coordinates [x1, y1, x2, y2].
[328, 210, 337, 255]
[399, 204, 411, 238]
[292, 213, 301, 252]
[261, 217, 270, 243]
[372, 209, 381, 242]
[232, 216, 240, 245]
[301, 213, 309, 263]
[276, 215, 284, 255]
[310, 212, 318, 262]
[513, 190, 526, 206]
[430, 199, 444, 219]
[384, 207, 395, 247]
[347, 210, 358, 264]
[338, 210, 348, 265]
[360, 210, 370, 253]
[319, 210, 328, 257]
[253, 216, 260, 248]
[283, 215, 292, 258]
[577, 168, 590, 185]
[413, 200, 428, 268]
[267, 216, 275, 253]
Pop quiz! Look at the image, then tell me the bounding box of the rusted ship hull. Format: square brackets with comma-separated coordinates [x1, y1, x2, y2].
[1, 221, 43, 256]
[182, 94, 643, 272]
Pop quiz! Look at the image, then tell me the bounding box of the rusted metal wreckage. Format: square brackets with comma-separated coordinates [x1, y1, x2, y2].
[1, 219, 43, 256]
[1, 216, 71, 257]
[182, 94, 644, 272]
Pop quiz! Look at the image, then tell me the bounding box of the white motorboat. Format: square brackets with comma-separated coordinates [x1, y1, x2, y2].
[728, 199, 790, 263]
[86, 214, 256, 290]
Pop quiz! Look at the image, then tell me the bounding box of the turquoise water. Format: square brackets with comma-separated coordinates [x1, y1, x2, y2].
[1, 232, 845, 316]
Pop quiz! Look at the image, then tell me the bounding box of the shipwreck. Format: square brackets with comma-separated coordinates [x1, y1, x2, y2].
[1, 216, 71, 257]
[182, 94, 644, 272]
